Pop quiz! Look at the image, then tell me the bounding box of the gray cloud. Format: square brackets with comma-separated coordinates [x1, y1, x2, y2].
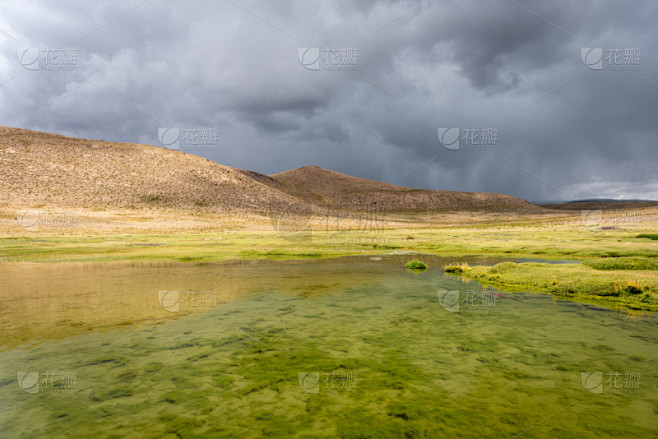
[1, 0, 657, 201]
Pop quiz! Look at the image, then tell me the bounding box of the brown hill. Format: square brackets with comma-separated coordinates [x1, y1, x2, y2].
[0, 127, 304, 213]
[0, 127, 537, 217]
[271, 166, 536, 211]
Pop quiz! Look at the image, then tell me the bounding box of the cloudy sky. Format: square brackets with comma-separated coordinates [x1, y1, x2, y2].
[1, 0, 657, 202]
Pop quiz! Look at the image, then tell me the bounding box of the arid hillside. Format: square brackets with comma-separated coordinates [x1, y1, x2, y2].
[1, 127, 538, 218]
[0, 127, 306, 214]
[271, 166, 537, 211]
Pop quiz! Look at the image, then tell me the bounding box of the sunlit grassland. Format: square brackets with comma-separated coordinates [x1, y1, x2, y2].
[1, 225, 655, 263]
[1, 223, 656, 309]
[446, 261, 658, 310]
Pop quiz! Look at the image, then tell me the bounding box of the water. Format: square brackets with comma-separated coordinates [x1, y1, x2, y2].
[0, 255, 656, 438]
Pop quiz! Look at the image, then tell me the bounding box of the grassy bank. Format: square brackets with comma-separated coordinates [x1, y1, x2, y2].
[1, 225, 657, 309]
[445, 260, 658, 311]
[1, 226, 657, 263]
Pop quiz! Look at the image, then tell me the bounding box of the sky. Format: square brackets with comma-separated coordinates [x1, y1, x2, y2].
[1, 0, 657, 202]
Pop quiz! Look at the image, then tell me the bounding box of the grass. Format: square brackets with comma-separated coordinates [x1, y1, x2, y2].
[1, 221, 657, 309]
[2, 226, 657, 263]
[405, 259, 427, 270]
[447, 261, 658, 310]
[444, 262, 471, 273]
[584, 257, 658, 271]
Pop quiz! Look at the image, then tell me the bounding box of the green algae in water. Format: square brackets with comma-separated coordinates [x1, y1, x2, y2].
[0, 256, 656, 438]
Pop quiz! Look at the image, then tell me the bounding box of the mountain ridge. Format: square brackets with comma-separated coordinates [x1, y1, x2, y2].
[271, 165, 537, 211]
[0, 126, 538, 214]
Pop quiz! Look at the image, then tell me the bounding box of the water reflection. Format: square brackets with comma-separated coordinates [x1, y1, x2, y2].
[0, 255, 656, 437]
[0, 255, 517, 349]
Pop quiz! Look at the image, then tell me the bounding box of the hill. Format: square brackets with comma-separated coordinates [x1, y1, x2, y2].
[271, 166, 536, 211]
[0, 127, 538, 222]
[0, 127, 305, 214]
[541, 200, 658, 210]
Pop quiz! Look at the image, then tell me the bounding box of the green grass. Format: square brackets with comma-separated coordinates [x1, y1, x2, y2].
[448, 261, 658, 310]
[404, 259, 427, 270]
[1, 225, 657, 309]
[584, 257, 658, 271]
[444, 262, 471, 273]
[2, 227, 656, 264]
[636, 233, 658, 240]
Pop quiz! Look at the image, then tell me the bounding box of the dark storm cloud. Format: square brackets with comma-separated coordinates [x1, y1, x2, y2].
[0, 0, 657, 201]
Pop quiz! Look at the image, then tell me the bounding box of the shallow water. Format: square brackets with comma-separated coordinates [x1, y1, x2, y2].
[0, 255, 656, 438]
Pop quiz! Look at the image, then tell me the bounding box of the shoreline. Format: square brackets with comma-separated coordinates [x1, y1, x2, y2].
[1, 226, 656, 310]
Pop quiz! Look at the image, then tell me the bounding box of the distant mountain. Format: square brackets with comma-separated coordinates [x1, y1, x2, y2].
[541, 199, 658, 210]
[564, 198, 652, 204]
[0, 127, 538, 215]
[271, 166, 537, 211]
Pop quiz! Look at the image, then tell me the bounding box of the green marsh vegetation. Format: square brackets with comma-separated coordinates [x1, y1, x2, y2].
[1, 260, 656, 437]
[1, 225, 656, 263]
[446, 261, 658, 310]
[404, 259, 427, 270]
[1, 212, 657, 436]
[1, 222, 656, 309]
